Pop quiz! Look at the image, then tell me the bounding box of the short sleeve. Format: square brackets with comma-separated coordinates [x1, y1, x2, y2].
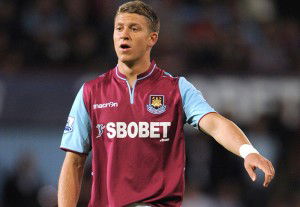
[179, 77, 216, 130]
[60, 85, 91, 154]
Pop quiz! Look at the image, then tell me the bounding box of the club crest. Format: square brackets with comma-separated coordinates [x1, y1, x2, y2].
[146, 95, 166, 114]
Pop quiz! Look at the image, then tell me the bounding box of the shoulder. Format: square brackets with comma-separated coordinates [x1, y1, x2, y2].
[155, 67, 179, 86]
[84, 68, 115, 90]
[178, 76, 193, 88]
[178, 76, 200, 94]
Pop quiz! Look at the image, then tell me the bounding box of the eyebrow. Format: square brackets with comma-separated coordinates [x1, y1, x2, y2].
[115, 23, 141, 27]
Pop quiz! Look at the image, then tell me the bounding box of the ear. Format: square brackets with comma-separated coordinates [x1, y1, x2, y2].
[148, 32, 159, 47]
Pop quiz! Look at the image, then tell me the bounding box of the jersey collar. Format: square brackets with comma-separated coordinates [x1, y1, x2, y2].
[115, 60, 157, 81]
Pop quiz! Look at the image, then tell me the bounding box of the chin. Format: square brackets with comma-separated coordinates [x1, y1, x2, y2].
[118, 55, 136, 64]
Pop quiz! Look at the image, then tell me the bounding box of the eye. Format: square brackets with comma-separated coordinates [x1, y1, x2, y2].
[131, 27, 139, 32]
[115, 26, 122, 31]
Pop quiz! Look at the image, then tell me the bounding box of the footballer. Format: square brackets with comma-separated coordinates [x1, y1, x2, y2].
[58, 1, 275, 207]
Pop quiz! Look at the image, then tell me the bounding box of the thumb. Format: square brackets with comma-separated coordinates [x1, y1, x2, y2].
[245, 163, 257, 181]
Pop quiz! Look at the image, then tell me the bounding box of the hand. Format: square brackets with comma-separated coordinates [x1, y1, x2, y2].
[244, 153, 275, 187]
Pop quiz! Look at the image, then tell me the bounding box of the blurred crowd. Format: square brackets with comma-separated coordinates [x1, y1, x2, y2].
[0, 0, 299, 207]
[0, 0, 299, 75]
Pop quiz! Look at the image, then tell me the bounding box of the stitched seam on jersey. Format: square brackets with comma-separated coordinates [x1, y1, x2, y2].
[125, 80, 137, 104]
[115, 66, 127, 80]
[116, 64, 156, 80]
[131, 80, 137, 104]
[137, 64, 156, 80]
[116, 64, 155, 104]
[81, 84, 92, 149]
[163, 71, 173, 77]
[178, 77, 187, 125]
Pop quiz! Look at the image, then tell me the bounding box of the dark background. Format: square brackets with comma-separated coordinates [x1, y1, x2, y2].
[0, 0, 299, 207]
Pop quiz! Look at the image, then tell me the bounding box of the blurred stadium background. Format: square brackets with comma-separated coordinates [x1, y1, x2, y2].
[0, 0, 299, 206]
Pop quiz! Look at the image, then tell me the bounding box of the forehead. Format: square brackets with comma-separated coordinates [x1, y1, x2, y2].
[115, 13, 149, 26]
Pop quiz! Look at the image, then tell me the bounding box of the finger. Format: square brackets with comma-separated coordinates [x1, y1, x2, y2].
[270, 162, 275, 177]
[267, 163, 275, 180]
[245, 163, 257, 181]
[263, 173, 273, 187]
[266, 162, 275, 185]
[261, 164, 273, 187]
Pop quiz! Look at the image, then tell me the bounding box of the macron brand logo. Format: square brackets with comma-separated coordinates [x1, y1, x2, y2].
[93, 102, 118, 109]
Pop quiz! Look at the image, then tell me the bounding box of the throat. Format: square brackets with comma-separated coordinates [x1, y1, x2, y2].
[118, 59, 151, 82]
[127, 77, 137, 88]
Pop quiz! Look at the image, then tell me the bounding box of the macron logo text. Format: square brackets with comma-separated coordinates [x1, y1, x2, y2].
[93, 102, 118, 109]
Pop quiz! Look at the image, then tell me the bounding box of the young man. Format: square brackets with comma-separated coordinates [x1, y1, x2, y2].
[58, 1, 275, 207]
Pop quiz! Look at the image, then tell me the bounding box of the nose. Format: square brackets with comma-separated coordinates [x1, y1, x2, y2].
[120, 27, 130, 40]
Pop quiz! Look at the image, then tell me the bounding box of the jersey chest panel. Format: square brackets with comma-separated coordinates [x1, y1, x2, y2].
[88, 77, 182, 142]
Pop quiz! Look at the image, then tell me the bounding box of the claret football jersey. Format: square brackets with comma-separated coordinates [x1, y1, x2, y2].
[60, 61, 215, 207]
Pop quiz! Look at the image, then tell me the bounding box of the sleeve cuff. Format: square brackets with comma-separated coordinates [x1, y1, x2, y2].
[60, 147, 89, 155]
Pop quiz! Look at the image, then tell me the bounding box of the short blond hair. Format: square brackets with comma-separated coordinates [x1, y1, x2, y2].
[115, 1, 160, 33]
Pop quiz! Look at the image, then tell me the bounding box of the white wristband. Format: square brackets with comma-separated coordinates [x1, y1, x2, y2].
[239, 144, 259, 159]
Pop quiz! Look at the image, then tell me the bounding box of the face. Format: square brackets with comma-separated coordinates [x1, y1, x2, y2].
[113, 13, 158, 64]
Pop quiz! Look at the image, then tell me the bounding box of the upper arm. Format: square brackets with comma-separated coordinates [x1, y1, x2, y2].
[199, 112, 231, 137]
[63, 151, 87, 167]
[179, 77, 216, 130]
[60, 85, 91, 154]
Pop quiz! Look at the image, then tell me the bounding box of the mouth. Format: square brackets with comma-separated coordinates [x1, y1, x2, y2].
[120, 43, 131, 51]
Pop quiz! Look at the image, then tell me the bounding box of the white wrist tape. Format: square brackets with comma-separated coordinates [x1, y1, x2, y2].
[239, 144, 259, 159]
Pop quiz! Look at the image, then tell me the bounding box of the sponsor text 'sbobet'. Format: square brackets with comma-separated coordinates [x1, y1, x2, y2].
[98, 122, 171, 139]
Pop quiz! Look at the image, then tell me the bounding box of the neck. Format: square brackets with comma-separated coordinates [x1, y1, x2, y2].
[117, 57, 151, 79]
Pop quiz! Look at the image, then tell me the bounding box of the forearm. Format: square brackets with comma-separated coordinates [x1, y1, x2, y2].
[200, 112, 275, 186]
[58, 153, 86, 207]
[200, 113, 252, 157]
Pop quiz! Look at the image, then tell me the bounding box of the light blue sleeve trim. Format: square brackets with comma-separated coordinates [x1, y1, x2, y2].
[60, 85, 91, 154]
[179, 77, 216, 129]
[164, 71, 173, 77]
